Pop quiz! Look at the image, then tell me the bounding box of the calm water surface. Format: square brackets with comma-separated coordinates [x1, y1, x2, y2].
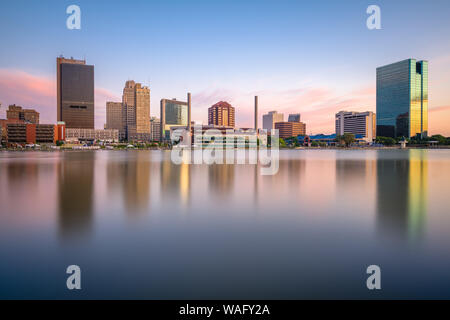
[1, 149, 450, 299]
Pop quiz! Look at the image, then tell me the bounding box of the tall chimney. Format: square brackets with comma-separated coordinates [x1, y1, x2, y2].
[187, 92, 192, 134]
[254, 96, 258, 131]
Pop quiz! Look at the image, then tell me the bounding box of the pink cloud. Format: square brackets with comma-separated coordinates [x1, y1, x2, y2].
[0, 69, 119, 129]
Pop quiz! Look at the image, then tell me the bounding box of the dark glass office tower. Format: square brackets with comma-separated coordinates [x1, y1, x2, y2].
[376, 59, 428, 138]
[57, 57, 95, 129]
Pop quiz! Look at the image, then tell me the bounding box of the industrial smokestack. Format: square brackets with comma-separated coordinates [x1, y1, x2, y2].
[254, 96, 258, 131]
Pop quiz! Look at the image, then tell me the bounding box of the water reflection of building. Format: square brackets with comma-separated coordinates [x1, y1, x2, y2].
[58, 152, 94, 238]
[208, 164, 235, 198]
[106, 152, 151, 215]
[161, 158, 191, 206]
[376, 150, 427, 240]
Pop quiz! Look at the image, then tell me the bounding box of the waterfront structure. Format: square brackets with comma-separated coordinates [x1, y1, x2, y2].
[288, 113, 301, 123]
[275, 121, 306, 139]
[6, 105, 40, 124]
[263, 111, 284, 133]
[122, 80, 151, 141]
[57, 56, 95, 129]
[160, 97, 189, 141]
[150, 117, 161, 142]
[208, 101, 235, 128]
[335, 111, 376, 142]
[376, 58, 428, 138]
[66, 128, 119, 142]
[6, 123, 60, 144]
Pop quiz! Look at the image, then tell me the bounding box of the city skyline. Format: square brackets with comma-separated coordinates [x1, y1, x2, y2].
[1, 0, 450, 135]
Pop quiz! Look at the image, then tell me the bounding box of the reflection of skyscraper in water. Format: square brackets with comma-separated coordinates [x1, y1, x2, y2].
[208, 165, 235, 199]
[408, 150, 428, 239]
[58, 152, 94, 238]
[376, 150, 427, 240]
[161, 158, 190, 206]
[106, 152, 151, 215]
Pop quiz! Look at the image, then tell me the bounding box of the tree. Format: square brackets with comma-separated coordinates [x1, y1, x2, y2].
[375, 136, 396, 146]
[279, 138, 286, 148]
[431, 134, 447, 145]
[342, 133, 356, 147]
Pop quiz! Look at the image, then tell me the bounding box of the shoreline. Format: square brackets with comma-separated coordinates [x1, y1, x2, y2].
[1, 146, 450, 152]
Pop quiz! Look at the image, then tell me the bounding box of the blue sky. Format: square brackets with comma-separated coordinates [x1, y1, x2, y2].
[1, 0, 450, 134]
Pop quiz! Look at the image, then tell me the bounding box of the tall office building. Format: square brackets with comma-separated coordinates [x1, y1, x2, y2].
[288, 113, 301, 123]
[160, 98, 189, 141]
[57, 56, 94, 129]
[106, 101, 123, 131]
[122, 80, 150, 140]
[208, 101, 235, 128]
[376, 59, 428, 138]
[335, 111, 376, 142]
[135, 83, 151, 134]
[262, 111, 284, 132]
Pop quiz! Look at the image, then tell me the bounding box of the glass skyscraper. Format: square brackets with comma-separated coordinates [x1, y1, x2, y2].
[376, 59, 428, 138]
[160, 98, 188, 141]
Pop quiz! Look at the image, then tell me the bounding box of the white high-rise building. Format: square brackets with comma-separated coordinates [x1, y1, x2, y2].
[335, 111, 376, 142]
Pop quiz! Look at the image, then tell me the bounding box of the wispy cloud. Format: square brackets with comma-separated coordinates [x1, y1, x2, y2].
[0, 69, 119, 128]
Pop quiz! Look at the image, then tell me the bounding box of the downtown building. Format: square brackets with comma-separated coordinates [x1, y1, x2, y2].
[274, 114, 306, 139]
[122, 80, 151, 141]
[105, 101, 125, 140]
[376, 58, 428, 138]
[6, 105, 40, 124]
[208, 101, 235, 128]
[6, 123, 65, 145]
[160, 97, 190, 141]
[335, 111, 376, 142]
[150, 117, 161, 142]
[57, 56, 95, 129]
[262, 111, 284, 133]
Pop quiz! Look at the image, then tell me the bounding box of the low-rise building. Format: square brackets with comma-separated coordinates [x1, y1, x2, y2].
[6, 123, 58, 145]
[335, 111, 376, 142]
[275, 121, 306, 139]
[6, 104, 40, 124]
[66, 128, 119, 142]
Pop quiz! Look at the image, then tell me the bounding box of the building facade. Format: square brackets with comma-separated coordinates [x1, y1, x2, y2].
[160, 98, 189, 141]
[121, 80, 151, 140]
[106, 101, 124, 139]
[135, 83, 151, 135]
[263, 111, 284, 132]
[376, 58, 428, 138]
[150, 117, 161, 142]
[6, 105, 40, 124]
[57, 56, 95, 129]
[288, 113, 301, 123]
[6, 123, 59, 144]
[335, 111, 376, 142]
[66, 128, 119, 142]
[275, 121, 306, 139]
[208, 101, 235, 128]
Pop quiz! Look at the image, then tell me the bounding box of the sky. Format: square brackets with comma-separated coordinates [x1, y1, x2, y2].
[0, 0, 450, 135]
